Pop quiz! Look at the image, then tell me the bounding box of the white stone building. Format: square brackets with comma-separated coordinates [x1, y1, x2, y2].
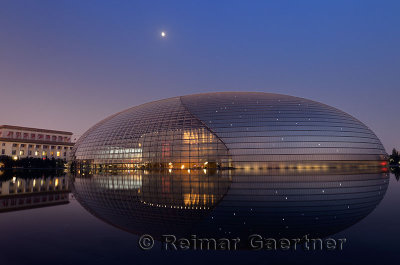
[0, 125, 74, 161]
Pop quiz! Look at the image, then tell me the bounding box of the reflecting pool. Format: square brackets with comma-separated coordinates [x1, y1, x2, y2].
[0, 168, 398, 264]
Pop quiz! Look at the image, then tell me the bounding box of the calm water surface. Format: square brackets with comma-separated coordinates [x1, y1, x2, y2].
[0, 169, 398, 265]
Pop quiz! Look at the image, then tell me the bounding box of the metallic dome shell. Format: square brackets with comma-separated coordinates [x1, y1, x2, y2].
[72, 92, 386, 169]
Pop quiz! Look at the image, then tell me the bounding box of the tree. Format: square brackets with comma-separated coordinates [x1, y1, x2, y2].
[389, 148, 400, 166]
[0, 155, 67, 169]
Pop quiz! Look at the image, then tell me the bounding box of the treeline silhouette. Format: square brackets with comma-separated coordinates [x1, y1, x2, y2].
[0, 155, 66, 169]
[388, 148, 400, 181]
[389, 148, 400, 166]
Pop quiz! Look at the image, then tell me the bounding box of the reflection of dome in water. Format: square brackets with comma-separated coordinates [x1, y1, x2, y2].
[71, 169, 389, 240]
[72, 92, 386, 169]
[71, 171, 232, 237]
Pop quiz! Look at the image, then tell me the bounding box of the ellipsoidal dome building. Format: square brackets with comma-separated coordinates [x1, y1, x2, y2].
[72, 92, 387, 169]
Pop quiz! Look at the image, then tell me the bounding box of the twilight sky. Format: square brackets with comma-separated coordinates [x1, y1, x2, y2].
[0, 0, 399, 151]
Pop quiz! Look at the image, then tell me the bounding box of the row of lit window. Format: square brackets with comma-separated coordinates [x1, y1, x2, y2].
[6, 150, 67, 157]
[0, 142, 73, 150]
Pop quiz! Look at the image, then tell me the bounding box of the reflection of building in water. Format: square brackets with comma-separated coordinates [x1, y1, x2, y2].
[71, 170, 231, 236]
[213, 169, 389, 238]
[139, 171, 230, 210]
[0, 175, 69, 212]
[77, 170, 230, 210]
[71, 168, 389, 241]
[72, 92, 387, 170]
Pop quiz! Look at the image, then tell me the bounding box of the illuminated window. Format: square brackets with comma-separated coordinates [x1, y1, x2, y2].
[19, 150, 24, 156]
[50, 151, 54, 156]
[42, 151, 47, 156]
[35, 151, 39, 156]
[56, 151, 60, 157]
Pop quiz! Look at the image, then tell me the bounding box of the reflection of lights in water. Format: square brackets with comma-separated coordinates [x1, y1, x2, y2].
[71, 168, 388, 242]
[183, 193, 216, 207]
[0, 176, 69, 203]
[92, 175, 142, 190]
